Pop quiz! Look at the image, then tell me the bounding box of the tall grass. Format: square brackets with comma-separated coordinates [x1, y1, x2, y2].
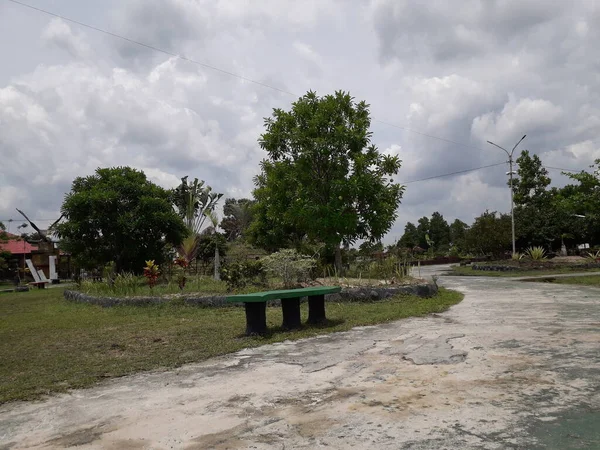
[79, 273, 229, 297]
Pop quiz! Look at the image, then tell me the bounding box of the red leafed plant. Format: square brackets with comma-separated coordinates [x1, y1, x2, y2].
[173, 256, 189, 290]
[143, 260, 160, 289]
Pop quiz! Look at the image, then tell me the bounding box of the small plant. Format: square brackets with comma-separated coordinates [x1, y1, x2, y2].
[220, 260, 267, 291]
[143, 260, 160, 289]
[261, 249, 315, 288]
[173, 257, 189, 290]
[511, 252, 524, 261]
[102, 261, 116, 286]
[586, 250, 600, 261]
[525, 246, 547, 261]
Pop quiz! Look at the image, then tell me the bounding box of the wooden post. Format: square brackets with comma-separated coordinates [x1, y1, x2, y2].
[307, 294, 326, 324]
[281, 298, 301, 330]
[244, 302, 267, 336]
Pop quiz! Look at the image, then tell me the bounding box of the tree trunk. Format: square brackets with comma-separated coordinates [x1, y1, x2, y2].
[334, 244, 343, 275]
[214, 246, 220, 280]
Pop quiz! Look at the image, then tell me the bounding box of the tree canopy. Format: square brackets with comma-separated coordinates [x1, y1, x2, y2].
[220, 198, 255, 241]
[249, 91, 404, 271]
[57, 167, 188, 272]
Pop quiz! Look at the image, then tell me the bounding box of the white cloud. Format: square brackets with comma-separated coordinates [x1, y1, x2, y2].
[41, 18, 90, 59]
[1, 0, 600, 245]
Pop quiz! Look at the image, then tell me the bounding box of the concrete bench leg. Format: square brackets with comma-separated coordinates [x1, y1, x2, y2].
[244, 302, 267, 336]
[307, 294, 326, 324]
[281, 298, 301, 330]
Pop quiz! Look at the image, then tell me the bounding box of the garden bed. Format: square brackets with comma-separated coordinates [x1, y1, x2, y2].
[64, 281, 438, 307]
[449, 259, 600, 277]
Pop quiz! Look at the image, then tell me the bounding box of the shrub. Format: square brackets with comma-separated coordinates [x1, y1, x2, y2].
[261, 249, 315, 288]
[587, 250, 600, 261]
[220, 260, 267, 291]
[525, 246, 546, 261]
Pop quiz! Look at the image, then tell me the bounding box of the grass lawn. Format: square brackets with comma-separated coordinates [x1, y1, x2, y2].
[447, 265, 600, 278]
[549, 275, 600, 287]
[0, 286, 463, 404]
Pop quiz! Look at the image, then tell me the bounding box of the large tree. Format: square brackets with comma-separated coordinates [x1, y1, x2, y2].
[429, 211, 450, 252]
[398, 222, 419, 249]
[449, 219, 468, 252]
[561, 159, 600, 245]
[465, 210, 511, 256]
[250, 91, 404, 272]
[57, 167, 188, 272]
[512, 151, 569, 250]
[416, 216, 431, 249]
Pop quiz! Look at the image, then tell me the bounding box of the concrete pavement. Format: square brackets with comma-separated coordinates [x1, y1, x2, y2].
[1, 267, 599, 449]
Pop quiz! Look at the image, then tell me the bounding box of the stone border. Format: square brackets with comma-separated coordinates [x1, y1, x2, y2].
[63, 283, 438, 308]
[471, 262, 600, 272]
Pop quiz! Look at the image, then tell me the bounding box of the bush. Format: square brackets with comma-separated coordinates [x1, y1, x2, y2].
[525, 246, 546, 260]
[346, 256, 410, 281]
[220, 260, 267, 291]
[260, 249, 315, 288]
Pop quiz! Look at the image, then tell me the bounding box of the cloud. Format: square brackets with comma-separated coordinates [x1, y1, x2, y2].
[41, 18, 90, 59]
[2, 0, 600, 245]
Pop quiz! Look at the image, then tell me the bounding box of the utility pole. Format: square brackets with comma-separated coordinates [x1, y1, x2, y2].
[487, 135, 527, 257]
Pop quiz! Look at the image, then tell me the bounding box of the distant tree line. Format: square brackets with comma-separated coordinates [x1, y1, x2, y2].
[397, 152, 600, 257]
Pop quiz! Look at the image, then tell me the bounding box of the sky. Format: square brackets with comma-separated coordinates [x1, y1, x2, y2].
[1, 0, 600, 243]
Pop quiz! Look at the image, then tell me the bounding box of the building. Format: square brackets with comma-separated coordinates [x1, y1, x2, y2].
[0, 233, 71, 280]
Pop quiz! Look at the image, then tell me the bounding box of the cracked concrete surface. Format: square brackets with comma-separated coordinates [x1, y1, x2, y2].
[1, 266, 599, 449]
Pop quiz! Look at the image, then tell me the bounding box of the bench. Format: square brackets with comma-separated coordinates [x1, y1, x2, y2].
[226, 286, 342, 335]
[30, 281, 49, 289]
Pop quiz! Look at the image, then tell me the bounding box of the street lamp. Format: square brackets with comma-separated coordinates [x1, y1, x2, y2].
[487, 134, 527, 256]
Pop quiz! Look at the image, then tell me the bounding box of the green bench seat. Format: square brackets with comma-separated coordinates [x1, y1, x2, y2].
[227, 286, 341, 335]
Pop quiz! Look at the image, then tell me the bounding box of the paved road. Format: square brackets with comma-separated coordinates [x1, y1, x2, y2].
[1, 268, 599, 449]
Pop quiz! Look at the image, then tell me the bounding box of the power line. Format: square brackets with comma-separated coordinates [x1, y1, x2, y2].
[7, 0, 489, 154]
[5, 0, 295, 96]
[399, 162, 506, 184]
[543, 165, 582, 173]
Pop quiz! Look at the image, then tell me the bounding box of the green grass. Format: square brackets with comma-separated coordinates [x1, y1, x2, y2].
[0, 286, 463, 404]
[550, 275, 600, 287]
[447, 265, 600, 278]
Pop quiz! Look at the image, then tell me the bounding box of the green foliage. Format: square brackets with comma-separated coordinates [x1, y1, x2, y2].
[358, 240, 384, 257]
[56, 167, 188, 273]
[586, 250, 600, 261]
[416, 216, 431, 249]
[398, 222, 418, 249]
[0, 221, 7, 241]
[171, 177, 222, 235]
[449, 219, 468, 252]
[197, 232, 227, 263]
[465, 210, 512, 256]
[524, 246, 547, 260]
[220, 198, 255, 241]
[429, 212, 450, 251]
[512, 150, 551, 207]
[250, 90, 404, 262]
[260, 249, 316, 288]
[346, 256, 410, 281]
[219, 260, 267, 291]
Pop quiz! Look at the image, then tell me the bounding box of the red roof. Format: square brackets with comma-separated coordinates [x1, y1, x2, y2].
[0, 234, 38, 255]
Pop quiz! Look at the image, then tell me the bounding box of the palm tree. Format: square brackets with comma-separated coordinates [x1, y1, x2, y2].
[172, 177, 223, 275]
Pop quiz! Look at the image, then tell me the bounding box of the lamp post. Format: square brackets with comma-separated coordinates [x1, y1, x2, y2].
[487, 134, 527, 256]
